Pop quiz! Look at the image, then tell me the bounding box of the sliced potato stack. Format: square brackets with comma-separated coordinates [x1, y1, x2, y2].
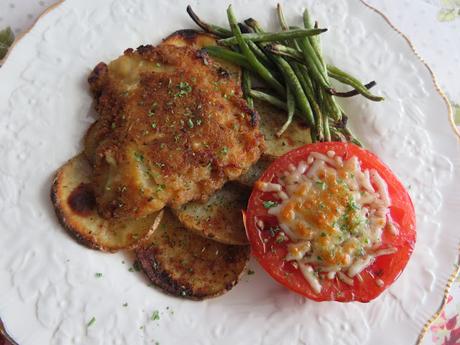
[51, 31, 253, 299]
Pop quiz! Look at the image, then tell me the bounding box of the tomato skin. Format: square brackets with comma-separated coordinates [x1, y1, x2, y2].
[245, 142, 416, 302]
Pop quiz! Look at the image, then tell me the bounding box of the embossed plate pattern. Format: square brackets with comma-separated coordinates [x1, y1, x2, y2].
[0, 0, 459, 344]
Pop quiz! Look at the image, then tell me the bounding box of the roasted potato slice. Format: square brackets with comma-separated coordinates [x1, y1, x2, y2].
[136, 209, 250, 299]
[51, 154, 162, 252]
[236, 155, 274, 188]
[172, 183, 249, 245]
[256, 99, 311, 157]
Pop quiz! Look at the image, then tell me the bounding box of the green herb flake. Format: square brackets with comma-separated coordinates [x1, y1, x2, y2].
[111, 122, 116, 129]
[347, 198, 359, 211]
[151, 122, 157, 129]
[95, 273, 103, 278]
[151, 310, 160, 321]
[134, 152, 144, 163]
[149, 102, 158, 116]
[133, 261, 142, 272]
[315, 181, 326, 190]
[187, 118, 194, 129]
[175, 81, 192, 98]
[220, 146, 228, 155]
[247, 269, 255, 275]
[87, 317, 96, 328]
[122, 302, 128, 307]
[156, 184, 166, 193]
[263, 200, 278, 209]
[275, 233, 288, 243]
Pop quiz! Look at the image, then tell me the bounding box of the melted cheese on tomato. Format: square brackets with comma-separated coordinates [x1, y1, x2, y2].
[261, 150, 397, 292]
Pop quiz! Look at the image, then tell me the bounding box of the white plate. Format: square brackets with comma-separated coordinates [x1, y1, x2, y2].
[0, 0, 459, 344]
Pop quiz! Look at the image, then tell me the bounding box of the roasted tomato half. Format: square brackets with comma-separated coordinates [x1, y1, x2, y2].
[244, 142, 416, 302]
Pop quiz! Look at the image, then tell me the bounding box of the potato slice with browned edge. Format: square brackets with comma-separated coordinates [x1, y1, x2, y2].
[237, 155, 274, 188]
[136, 209, 250, 299]
[172, 183, 249, 245]
[256, 99, 311, 158]
[51, 154, 162, 252]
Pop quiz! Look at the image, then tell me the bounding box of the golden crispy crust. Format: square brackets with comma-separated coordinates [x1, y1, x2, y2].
[136, 209, 250, 300]
[86, 37, 264, 219]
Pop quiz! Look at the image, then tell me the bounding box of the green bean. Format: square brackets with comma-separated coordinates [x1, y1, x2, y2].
[303, 9, 323, 67]
[247, 40, 276, 69]
[273, 56, 315, 126]
[266, 44, 379, 101]
[333, 81, 377, 97]
[250, 90, 288, 110]
[277, 86, 296, 137]
[296, 35, 330, 89]
[265, 43, 303, 63]
[242, 69, 254, 109]
[323, 113, 331, 141]
[342, 126, 363, 147]
[295, 66, 324, 140]
[218, 28, 327, 46]
[203, 46, 253, 70]
[276, 4, 289, 31]
[227, 6, 285, 96]
[245, 18, 315, 126]
[187, 5, 232, 37]
[328, 65, 384, 101]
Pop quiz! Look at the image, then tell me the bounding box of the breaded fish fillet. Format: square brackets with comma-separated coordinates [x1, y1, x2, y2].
[86, 41, 264, 219]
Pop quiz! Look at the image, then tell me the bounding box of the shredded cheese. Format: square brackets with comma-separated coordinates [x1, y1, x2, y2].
[257, 150, 397, 294]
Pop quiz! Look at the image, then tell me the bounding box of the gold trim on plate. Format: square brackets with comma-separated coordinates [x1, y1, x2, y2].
[1, 1, 459, 344]
[357, 3, 460, 344]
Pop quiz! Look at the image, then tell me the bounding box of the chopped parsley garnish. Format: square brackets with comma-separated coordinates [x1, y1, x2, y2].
[187, 118, 194, 128]
[220, 146, 228, 155]
[111, 122, 116, 129]
[315, 181, 326, 190]
[347, 198, 359, 211]
[87, 317, 96, 327]
[148, 102, 158, 116]
[156, 184, 166, 193]
[263, 200, 278, 209]
[134, 152, 144, 163]
[151, 122, 157, 129]
[151, 310, 160, 321]
[268, 226, 280, 237]
[275, 233, 288, 243]
[176, 81, 192, 97]
[95, 273, 103, 278]
[133, 261, 142, 272]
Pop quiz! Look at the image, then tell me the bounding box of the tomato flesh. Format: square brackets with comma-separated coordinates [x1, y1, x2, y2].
[245, 142, 416, 302]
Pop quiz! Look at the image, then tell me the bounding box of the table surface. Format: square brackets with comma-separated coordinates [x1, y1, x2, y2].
[1, 1, 459, 344]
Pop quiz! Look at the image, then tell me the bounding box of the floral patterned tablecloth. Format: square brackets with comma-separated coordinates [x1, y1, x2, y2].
[0, 0, 459, 344]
